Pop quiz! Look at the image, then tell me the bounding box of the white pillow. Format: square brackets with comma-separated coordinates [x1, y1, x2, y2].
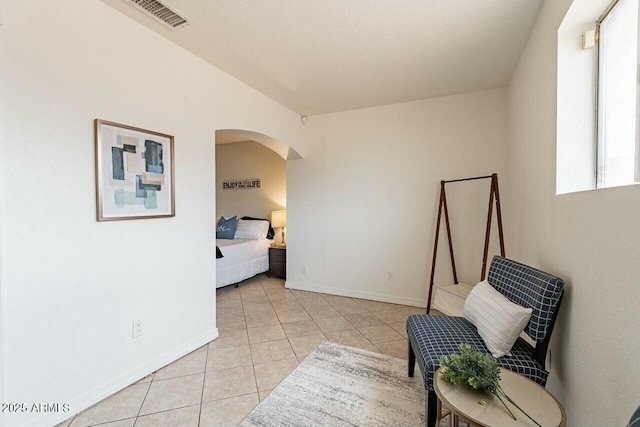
[234, 219, 269, 240]
[463, 280, 533, 358]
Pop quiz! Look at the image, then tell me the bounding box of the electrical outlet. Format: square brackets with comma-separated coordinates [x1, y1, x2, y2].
[387, 272, 394, 281]
[302, 265, 309, 274]
[132, 320, 143, 338]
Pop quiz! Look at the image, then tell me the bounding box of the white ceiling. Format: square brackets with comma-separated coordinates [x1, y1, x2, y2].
[102, 0, 543, 116]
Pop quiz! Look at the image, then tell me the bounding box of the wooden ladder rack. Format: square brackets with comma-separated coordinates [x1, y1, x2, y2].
[426, 173, 505, 313]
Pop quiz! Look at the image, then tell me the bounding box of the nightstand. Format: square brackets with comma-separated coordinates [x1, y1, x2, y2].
[268, 246, 286, 279]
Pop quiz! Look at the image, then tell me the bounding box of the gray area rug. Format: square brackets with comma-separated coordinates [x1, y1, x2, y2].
[240, 341, 426, 427]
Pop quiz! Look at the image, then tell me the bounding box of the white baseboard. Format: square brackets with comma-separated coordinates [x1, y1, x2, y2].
[285, 281, 427, 308]
[28, 328, 218, 427]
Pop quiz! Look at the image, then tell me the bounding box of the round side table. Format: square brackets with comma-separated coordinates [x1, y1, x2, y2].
[433, 367, 566, 427]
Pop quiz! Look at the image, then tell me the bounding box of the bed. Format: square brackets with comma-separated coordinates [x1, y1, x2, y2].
[216, 238, 271, 288]
[215, 216, 275, 288]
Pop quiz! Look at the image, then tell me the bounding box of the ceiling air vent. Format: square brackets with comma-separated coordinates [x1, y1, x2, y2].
[124, 0, 189, 29]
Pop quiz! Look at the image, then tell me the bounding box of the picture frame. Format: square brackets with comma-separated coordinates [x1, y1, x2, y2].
[94, 119, 175, 221]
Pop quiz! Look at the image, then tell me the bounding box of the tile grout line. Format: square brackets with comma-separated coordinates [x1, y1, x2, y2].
[128, 403, 204, 424]
[269, 280, 300, 367]
[285, 287, 324, 357]
[255, 278, 281, 393]
[197, 337, 210, 427]
[293, 290, 362, 341]
[132, 373, 154, 426]
[291, 287, 405, 354]
[203, 388, 260, 404]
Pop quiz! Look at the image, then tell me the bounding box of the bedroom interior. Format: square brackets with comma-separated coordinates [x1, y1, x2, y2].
[214, 131, 288, 288]
[1, 0, 639, 426]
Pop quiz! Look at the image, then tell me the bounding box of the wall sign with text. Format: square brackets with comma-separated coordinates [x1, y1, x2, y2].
[222, 178, 261, 190]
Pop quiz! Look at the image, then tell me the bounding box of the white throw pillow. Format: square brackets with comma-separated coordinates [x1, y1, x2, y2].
[463, 280, 533, 358]
[234, 219, 269, 240]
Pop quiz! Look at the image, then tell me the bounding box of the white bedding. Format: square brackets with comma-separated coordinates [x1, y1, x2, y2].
[216, 238, 271, 288]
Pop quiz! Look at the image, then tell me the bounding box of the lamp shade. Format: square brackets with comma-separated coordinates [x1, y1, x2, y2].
[271, 210, 286, 228]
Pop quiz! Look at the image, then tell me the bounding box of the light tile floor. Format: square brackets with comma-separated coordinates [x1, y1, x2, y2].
[58, 274, 438, 427]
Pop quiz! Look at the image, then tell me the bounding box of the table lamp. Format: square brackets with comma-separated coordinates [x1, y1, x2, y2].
[271, 209, 286, 246]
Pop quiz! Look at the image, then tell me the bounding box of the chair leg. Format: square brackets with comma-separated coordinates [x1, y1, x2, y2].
[426, 390, 437, 427]
[408, 340, 416, 377]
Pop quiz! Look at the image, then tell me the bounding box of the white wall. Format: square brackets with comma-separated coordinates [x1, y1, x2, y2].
[6, 1, 635, 426]
[556, 20, 598, 194]
[287, 89, 507, 306]
[0, 1, 304, 426]
[506, 0, 640, 424]
[216, 140, 286, 239]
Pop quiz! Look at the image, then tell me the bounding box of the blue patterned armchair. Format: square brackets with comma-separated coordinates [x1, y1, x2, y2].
[629, 406, 640, 427]
[407, 256, 565, 427]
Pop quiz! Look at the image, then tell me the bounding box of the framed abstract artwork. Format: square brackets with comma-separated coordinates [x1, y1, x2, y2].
[94, 119, 175, 221]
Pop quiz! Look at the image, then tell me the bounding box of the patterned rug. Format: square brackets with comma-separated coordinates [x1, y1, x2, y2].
[240, 341, 426, 427]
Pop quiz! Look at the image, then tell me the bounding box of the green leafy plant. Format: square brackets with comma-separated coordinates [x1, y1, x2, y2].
[439, 343, 541, 427]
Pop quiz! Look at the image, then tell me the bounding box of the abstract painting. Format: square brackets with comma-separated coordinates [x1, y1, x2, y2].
[95, 119, 175, 221]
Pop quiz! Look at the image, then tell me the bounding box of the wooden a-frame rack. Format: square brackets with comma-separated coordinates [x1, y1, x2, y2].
[426, 173, 505, 314]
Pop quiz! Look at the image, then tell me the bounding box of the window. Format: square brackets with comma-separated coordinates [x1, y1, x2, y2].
[596, 0, 640, 188]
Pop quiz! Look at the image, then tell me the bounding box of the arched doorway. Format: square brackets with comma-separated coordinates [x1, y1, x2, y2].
[216, 129, 302, 161]
[213, 128, 301, 289]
